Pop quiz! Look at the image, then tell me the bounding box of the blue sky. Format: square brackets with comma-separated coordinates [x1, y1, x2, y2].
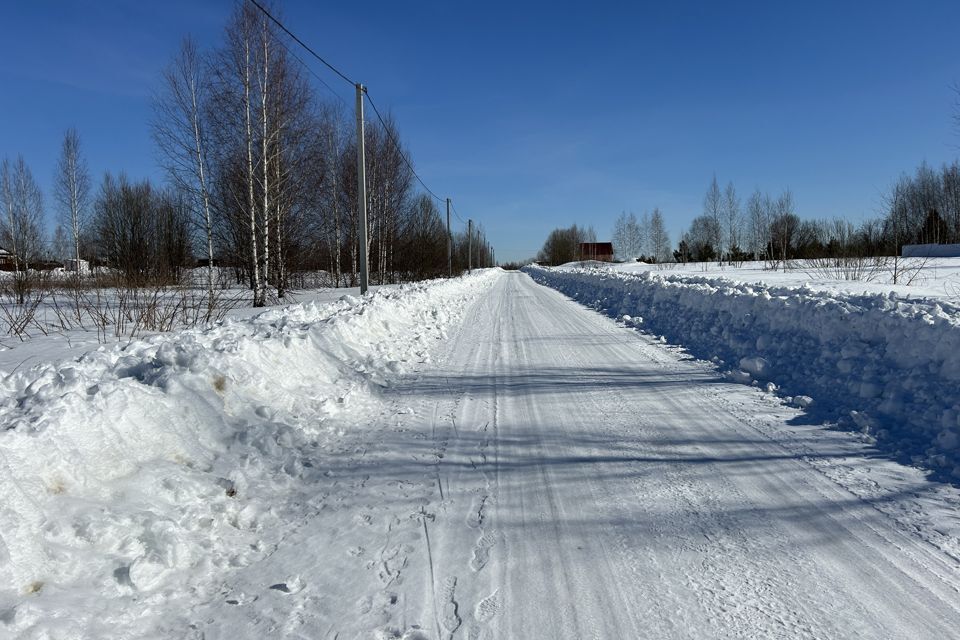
[1, 1, 959, 262]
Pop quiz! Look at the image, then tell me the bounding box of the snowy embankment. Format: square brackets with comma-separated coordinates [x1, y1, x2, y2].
[0, 269, 499, 638]
[524, 265, 960, 477]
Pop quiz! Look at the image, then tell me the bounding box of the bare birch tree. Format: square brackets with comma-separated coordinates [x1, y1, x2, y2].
[704, 174, 724, 264]
[209, 3, 264, 305]
[723, 181, 741, 261]
[1, 157, 45, 303]
[649, 208, 671, 263]
[770, 190, 797, 271]
[746, 189, 769, 261]
[153, 37, 218, 316]
[612, 211, 644, 261]
[53, 128, 91, 277]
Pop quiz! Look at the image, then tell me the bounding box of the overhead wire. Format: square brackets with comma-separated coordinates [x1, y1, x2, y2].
[247, 0, 355, 87]
[363, 91, 446, 207]
[451, 202, 467, 225]
[271, 31, 349, 109]
[245, 0, 478, 238]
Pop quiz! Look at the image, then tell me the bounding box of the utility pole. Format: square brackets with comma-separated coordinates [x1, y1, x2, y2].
[446, 198, 452, 277]
[355, 83, 369, 294]
[468, 219, 473, 273]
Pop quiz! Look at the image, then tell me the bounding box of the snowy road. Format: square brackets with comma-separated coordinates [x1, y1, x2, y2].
[181, 271, 960, 639]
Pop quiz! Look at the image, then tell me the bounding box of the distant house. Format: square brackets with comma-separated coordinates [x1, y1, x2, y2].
[578, 242, 614, 262]
[0, 246, 14, 270]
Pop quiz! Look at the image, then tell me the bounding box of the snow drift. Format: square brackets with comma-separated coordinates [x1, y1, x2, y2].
[0, 270, 499, 638]
[524, 265, 960, 477]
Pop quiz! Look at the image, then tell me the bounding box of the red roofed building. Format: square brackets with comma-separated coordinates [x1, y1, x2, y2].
[578, 242, 614, 262]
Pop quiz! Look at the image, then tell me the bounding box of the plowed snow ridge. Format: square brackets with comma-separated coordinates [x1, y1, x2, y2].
[525, 264, 960, 477]
[0, 270, 499, 636]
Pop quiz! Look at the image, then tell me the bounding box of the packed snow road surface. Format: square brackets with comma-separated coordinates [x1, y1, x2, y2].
[5, 269, 960, 639]
[392, 271, 960, 639]
[202, 271, 959, 639]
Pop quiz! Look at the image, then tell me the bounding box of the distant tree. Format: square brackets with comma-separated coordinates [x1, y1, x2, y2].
[769, 190, 797, 270]
[746, 189, 769, 260]
[398, 194, 446, 279]
[649, 208, 671, 262]
[687, 214, 720, 263]
[674, 236, 691, 263]
[0, 157, 45, 303]
[53, 128, 91, 274]
[942, 162, 960, 243]
[855, 218, 885, 257]
[823, 218, 857, 259]
[723, 181, 741, 263]
[51, 224, 70, 262]
[93, 173, 191, 285]
[794, 218, 826, 259]
[612, 211, 642, 260]
[921, 208, 949, 244]
[153, 36, 217, 313]
[703, 174, 724, 264]
[612, 212, 629, 259]
[882, 161, 954, 251]
[638, 211, 651, 257]
[537, 224, 594, 265]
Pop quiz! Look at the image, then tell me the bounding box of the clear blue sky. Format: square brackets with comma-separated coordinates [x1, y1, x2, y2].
[2, 0, 959, 262]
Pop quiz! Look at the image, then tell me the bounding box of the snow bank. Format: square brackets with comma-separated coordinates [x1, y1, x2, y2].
[0, 270, 499, 638]
[524, 265, 960, 477]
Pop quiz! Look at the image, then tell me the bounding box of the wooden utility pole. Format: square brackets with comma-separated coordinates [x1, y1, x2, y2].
[355, 83, 369, 294]
[446, 198, 452, 277]
[468, 218, 473, 273]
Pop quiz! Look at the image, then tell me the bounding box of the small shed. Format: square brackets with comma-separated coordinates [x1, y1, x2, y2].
[578, 242, 614, 262]
[65, 258, 90, 274]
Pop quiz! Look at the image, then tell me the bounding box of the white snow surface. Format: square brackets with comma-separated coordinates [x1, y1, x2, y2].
[5, 268, 960, 638]
[561, 257, 960, 302]
[525, 264, 960, 477]
[0, 270, 498, 638]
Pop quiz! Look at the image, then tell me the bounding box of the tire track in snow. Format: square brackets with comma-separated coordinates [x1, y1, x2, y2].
[459, 288, 506, 636]
[482, 272, 960, 638]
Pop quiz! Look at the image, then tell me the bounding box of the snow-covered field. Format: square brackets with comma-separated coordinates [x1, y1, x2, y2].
[526, 262, 960, 479]
[563, 257, 960, 302]
[4, 266, 960, 638]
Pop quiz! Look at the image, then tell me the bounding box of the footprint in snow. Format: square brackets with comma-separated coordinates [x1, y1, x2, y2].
[269, 575, 305, 594]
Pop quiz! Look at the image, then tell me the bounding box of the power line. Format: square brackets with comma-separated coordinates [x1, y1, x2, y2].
[364, 91, 446, 206]
[245, 0, 481, 258]
[246, 0, 355, 87]
[271, 31, 349, 109]
[451, 202, 467, 225]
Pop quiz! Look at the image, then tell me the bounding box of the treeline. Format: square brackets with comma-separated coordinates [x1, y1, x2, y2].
[677, 178, 795, 266]
[678, 162, 960, 268]
[611, 210, 671, 263]
[887, 161, 960, 248]
[1, 1, 492, 311]
[536, 212, 671, 267]
[536, 224, 596, 265]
